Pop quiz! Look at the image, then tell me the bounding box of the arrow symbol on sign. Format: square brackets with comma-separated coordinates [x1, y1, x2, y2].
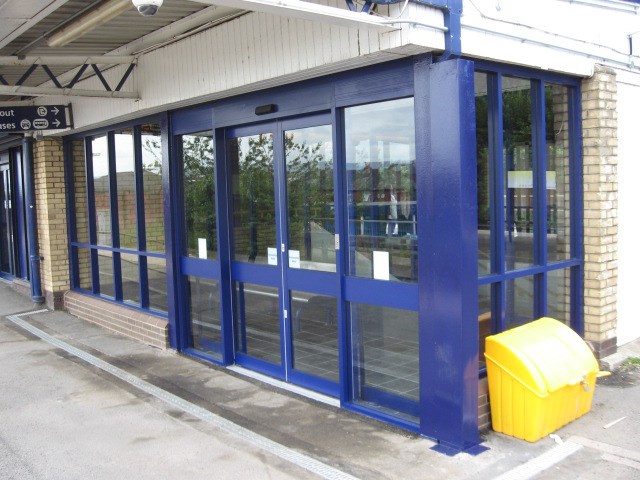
[52, 107, 59, 115]
[53, 119, 61, 127]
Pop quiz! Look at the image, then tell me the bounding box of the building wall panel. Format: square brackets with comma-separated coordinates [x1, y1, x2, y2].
[616, 79, 640, 345]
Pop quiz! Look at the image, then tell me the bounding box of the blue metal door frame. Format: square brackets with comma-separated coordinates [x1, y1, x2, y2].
[220, 114, 341, 396]
[167, 57, 496, 451]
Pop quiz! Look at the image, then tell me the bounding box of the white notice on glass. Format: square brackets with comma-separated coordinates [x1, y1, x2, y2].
[267, 247, 278, 266]
[373, 251, 390, 281]
[198, 238, 207, 259]
[289, 250, 301, 269]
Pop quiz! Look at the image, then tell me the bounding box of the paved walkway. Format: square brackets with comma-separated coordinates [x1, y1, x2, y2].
[1, 281, 639, 479]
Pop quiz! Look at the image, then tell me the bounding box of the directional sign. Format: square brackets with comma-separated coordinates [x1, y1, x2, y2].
[0, 105, 69, 132]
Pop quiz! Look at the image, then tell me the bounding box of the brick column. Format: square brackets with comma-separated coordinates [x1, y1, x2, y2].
[581, 65, 618, 358]
[34, 137, 70, 309]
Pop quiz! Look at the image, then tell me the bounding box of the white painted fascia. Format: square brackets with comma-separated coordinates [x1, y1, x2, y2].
[188, 0, 400, 31]
[461, 0, 640, 76]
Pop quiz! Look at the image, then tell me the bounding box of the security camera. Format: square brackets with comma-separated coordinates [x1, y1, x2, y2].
[132, 0, 163, 16]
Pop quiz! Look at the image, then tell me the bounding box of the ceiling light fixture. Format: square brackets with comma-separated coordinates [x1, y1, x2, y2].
[46, 0, 132, 48]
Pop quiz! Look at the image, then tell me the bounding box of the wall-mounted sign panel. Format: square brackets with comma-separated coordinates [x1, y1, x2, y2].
[0, 105, 71, 132]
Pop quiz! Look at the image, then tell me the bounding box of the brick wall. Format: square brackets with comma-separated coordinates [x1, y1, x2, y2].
[33, 137, 69, 309]
[581, 65, 618, 358]
[65, 291, 168, 349]
[478, 378, 490, 431]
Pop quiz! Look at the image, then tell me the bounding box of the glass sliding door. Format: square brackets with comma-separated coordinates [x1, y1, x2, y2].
[177, 130, 224, 360]
[228, 115, 339, 395]
[343, 98, 420, 421]
[0, 161, 15, 277]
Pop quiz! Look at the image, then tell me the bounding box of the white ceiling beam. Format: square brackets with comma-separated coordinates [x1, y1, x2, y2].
[0, 56, 136, 66]
[0, 85, 138, 99]
[188, 0, 399, 31]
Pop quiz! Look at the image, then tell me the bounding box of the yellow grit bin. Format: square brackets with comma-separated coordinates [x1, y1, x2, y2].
[484, 317, 607, 442]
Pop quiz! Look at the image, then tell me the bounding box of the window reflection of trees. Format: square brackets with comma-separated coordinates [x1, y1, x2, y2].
[285, 128, 334, 267]
[232, 134, 275, 263]
[183, 134, 216, 258]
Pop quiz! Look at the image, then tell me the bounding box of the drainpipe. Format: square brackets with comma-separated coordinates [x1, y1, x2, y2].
[22, 135, 44, 303]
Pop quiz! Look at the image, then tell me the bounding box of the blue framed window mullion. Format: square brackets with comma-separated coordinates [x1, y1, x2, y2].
[532, 79, 547, 318]
[333, 105, 349, 405]
[133, 125, 149, 308]
[214, 123, 235, 364]
[64, 140, 80, 289]
[272, 120, 288, 379]
[171, 131, 189, 351]
[12, 149, 28, 279]
[85, 138, 100, 295]
[569, 86, 584, 335]
[107, 132, 123, 301]
[489, 73, 506, 332]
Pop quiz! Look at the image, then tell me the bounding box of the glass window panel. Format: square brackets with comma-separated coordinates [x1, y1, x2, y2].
[121, 252, 140, 305]
[285, 125, 335, 272]
[182, 132, 217, 259]
[0, 165, 11, 274]
[91, 135, 111, 247]
[97, 250, 115, 299]
[503, 77, 534, 271]
[290, 291, 338, 382]
[478, 283, 492, 369]
[72, 140, 89, 243]
[188, 276, 222, 359]
[548, 268, 571, 326]
[546, 84, 572, 262]
[115, 129, 137, 249]
[76, 247, 92, 291]
[147, 257, 168, 313]
[141, 123, 165, 253]
[230, 134, 276, 265]
[234, 282, 281, 365]
[345, 98, 417, 283]
[505, 275, 534, 330]
[351, 303, 419, 419]
[476, 73, 491, 276]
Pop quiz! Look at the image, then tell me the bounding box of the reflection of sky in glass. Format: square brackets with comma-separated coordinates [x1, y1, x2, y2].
[285, 125, 332, 168]
[345, 98, 415, 169]
[115, 131, 134, 174]
[91, 132, 162, 178]
[92, 136, 108, 179]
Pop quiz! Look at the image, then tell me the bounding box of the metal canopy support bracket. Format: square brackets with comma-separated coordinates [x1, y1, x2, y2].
[0, 56, 138, 99]
[404, 0, 462, 59]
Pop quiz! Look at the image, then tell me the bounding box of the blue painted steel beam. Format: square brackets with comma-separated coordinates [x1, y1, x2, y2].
[215, 122, 236, 364]
[568, 86, 584, 335]
[414, 56, 480, 452]
[161, 113, 182, 350]
[133, 126, 149, 309]
[21, 137, 44, 302]
[490, 74, 506, 333]
[531, 79, 547, 319]
[14, 148, 29, 279]
[410, 0, 462, 60]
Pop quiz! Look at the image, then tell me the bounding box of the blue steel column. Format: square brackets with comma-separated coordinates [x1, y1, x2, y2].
[161, 113, 180, 350]
[22, 136, 44, 302]
[414, 57, 480, 452]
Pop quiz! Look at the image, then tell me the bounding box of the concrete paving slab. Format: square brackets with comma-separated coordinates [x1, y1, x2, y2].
[0, 279, 41, 316]
[2, 282, 640, 480]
